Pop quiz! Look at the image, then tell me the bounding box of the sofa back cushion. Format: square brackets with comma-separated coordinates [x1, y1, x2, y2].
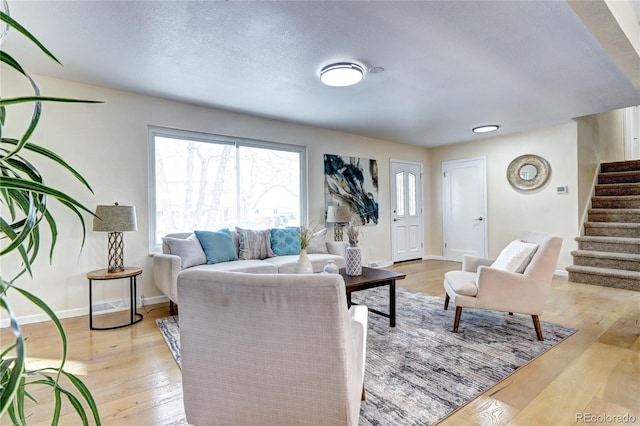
[195, 229, 238, 264]
[270, 227, 301, 256]
[162, 234, 207, 269]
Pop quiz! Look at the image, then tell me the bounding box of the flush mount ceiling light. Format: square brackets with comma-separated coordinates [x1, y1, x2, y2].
[320, 62, 364, 87]
[472, 125, 500, 133]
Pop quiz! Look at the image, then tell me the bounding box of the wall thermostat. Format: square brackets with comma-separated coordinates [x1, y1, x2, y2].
[557, 186, 568, 194]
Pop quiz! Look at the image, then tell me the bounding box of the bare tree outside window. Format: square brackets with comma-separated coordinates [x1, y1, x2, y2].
[151, 130, 304, 249]
[239, 146, 300, 229]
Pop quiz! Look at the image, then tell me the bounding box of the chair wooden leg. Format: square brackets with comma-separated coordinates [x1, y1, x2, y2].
[453, 307, 462, 333]
[532, 315, 544, 341]
[361, 385, 366, 401]
[444, 294, 450, 310]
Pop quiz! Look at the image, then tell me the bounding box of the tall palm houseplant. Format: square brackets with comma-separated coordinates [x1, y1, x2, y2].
[0, 6, 101, 425]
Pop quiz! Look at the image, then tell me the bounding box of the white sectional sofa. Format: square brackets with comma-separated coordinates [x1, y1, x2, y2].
[153, 230, 347, 305]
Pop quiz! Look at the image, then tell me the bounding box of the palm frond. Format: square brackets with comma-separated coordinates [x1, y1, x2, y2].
[0, 11, 61, 65]
[0, 8, 101, 425]
[0, 294, 26, 416]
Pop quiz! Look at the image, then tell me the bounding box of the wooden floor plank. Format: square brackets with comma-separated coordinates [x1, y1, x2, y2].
[1, 260, 639, 425]
[601, 353, 640, 413]
[438, 396, 519, 426]
[598, 316, 640, 349]
[511, 343, 631, 425]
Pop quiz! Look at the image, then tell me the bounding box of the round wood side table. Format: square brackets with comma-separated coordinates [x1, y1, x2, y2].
[87, 267, 143, 330]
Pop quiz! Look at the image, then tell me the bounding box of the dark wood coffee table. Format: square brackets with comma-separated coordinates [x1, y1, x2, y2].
[340, 266, 406, 327]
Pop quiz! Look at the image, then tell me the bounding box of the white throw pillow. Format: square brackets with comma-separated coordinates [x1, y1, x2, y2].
[306, 228, 329, 254]
[162, 234, 207, 269]
[491, 240, 539, 273]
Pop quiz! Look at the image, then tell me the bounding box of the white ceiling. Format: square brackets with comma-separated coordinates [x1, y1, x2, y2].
[4, 1, 640, 147]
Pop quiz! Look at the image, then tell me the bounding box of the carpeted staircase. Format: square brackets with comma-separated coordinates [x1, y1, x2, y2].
[567, 159, 640, 291]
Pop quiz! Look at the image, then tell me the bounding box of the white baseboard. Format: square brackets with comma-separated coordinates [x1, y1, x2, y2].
[144, 294, 170, 306]
[554, 269, 568, 277]
[423, 255, 445, 261]
[0, 294, 170, 329]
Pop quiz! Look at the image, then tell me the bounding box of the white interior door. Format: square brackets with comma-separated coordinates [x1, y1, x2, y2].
[391, 160, 424, 262]
[442, 157, 487, 261]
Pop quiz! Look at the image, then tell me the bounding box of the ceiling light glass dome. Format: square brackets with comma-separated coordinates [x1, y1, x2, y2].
[320, 62, 364, 87]
[472, 125, 500, 133]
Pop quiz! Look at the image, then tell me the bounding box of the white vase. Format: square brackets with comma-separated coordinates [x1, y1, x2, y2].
[323, 259, 339, 274]
[296, 249, 314, 274]
[345, 246, 362, 276]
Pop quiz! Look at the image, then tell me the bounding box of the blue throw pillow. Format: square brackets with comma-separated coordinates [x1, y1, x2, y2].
[194, 229, 238, 264]
[270, 227, 301, 256]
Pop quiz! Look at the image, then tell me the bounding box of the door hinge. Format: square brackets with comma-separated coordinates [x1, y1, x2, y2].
[444, 242, 447, 248]
[443, 171, 446, 178]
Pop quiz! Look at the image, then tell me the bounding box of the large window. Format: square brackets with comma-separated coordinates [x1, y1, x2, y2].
[149, 127, 306, 251]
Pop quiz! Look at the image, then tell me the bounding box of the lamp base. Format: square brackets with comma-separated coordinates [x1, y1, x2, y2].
[107, 231, 125, 273]
[334, 225, 344, 241]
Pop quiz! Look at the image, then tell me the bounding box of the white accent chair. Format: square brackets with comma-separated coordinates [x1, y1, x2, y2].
[178, 270, 368, 426]
[443, 232, 562, 340]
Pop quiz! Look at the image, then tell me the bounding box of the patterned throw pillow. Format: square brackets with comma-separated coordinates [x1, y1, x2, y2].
[194, 229, 238, 264]
[270, 228, 301, 256]
[235, 227, 275, 260]
[162, 234, 207, 269]
[306, 228, 329, 254]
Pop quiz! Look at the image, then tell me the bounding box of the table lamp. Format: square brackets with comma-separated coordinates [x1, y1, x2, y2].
[93, 203, 137, 273]
[326, 205, 351, 241]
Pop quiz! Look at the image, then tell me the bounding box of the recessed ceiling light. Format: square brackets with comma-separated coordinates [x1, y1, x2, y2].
[472, 125, 500, 133]
[320, 62, 364, 87]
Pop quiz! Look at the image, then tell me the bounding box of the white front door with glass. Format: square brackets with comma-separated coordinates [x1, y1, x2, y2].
[391, 160, 424, 263]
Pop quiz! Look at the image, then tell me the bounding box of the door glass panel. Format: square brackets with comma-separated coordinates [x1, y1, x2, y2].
[395, 172, 405, 216]
[408, 172, 417, 216]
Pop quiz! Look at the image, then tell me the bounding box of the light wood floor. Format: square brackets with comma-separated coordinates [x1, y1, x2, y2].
[2, 260, 639, 425]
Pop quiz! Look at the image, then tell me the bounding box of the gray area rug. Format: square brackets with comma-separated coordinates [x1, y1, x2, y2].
[156, 287, 576, 425]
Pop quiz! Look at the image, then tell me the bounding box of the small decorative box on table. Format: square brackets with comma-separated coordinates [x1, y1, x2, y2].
[86, 267, 143, 330]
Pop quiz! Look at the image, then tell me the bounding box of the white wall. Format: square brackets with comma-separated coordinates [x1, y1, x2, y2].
[1, 72, 430, 322]
[575, 109, 626, 226]
[428, 123, 580, 271]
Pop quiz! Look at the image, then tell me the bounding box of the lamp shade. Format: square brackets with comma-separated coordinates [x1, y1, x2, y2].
[93, 204, 137, 232]
[326, 205, 351, 224]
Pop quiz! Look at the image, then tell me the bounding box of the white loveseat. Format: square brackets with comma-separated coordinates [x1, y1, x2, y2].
[153, 231, 347, 305]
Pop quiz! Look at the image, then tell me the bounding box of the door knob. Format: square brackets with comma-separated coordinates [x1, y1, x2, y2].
[474, 217, 484, 221]
[393, 218, 399, 222]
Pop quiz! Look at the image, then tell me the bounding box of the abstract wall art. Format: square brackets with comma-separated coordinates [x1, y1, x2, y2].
[324, 154, 379, 225]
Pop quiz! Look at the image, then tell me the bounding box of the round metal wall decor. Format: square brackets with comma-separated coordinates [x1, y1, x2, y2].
[506, 154, 550, 191]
